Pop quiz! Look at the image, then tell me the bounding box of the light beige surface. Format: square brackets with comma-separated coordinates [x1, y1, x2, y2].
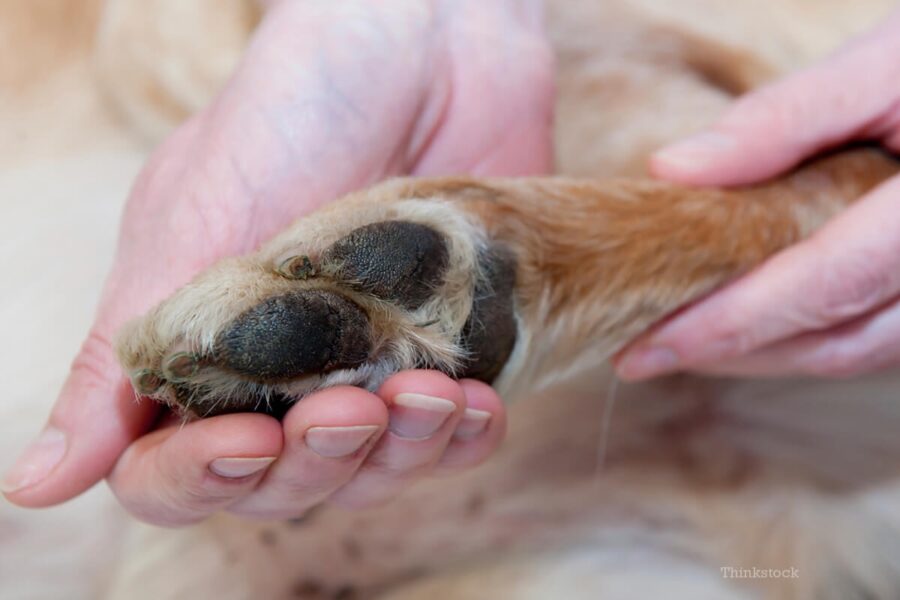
[0, 47, 145, 599]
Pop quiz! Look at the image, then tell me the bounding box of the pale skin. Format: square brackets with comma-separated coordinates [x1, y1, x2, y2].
[617, 9, 900, 380]
[1, 0, 554, 525]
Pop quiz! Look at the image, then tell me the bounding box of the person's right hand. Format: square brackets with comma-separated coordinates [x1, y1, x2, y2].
[616, 9, 900, 382]
[2, 0, 554, 525]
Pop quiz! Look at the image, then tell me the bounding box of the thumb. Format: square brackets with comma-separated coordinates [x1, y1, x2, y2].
[2, 316, 159, 508]
[1, 118, 223, 507]
[651, 10, 900, 186]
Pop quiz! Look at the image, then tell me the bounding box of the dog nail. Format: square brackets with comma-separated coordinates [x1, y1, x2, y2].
[277, 255, 316, 280]
[132, 369, 164, 395]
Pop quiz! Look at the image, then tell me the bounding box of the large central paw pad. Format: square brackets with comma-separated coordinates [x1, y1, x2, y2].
[117, 211, 517, 418]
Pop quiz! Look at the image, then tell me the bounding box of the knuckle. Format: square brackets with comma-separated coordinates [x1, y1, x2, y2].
[725, 87, 796, 134]
[727, 82, 819, 141]
[113, 488, 205, 527]
[279, 478, 339, 499]
[70, 330, 119, 386]
[145, 467, 247, 519]
[269, 463, 360, 499]
[328, 489, 395, 512]
[804, 346, 870, 379]
[365, 453, 432, 479]
[722, 329, 758, 358]
[701, 314, 759, 360]
[179, 478, 236, 506]
[805, 243, 890, 326]
[157, 479, 229, 515]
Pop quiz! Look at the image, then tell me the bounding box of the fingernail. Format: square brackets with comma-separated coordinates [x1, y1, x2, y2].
[654, 132, 735, 167]
[389, 393, 456, 440]
[618, 347, 679, 380]
[2, 427, 68, 494]
[305, 425, 380, 458]
[209, 456, 276, 479]
[453, 408, 492, 440]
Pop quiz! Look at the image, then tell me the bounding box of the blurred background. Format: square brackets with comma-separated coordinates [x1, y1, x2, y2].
[0, 2, 254, 597]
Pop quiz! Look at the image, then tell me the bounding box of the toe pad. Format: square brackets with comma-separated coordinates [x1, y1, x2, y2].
[324, 221, 449, 309]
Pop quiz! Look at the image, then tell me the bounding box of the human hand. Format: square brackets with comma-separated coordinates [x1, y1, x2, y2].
[2, 0, 554, 524]
[616, 10, 900, 381]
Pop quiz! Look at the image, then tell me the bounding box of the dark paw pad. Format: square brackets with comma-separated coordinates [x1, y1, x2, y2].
[214, 289, 371, 383]
[324, 221, 449, 309]
[459, 245, 517, 383]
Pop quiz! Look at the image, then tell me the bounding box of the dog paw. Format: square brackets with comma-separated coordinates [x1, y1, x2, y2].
[116, 183, 518, 417]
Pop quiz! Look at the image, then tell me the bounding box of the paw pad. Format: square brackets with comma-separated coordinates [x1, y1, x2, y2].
[323, 221, 449, 309]
[120, 213, 518, 417]
[214, 289, 372, 383]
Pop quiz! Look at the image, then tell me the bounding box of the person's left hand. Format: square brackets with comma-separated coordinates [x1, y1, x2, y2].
[3, 0, 553, 525]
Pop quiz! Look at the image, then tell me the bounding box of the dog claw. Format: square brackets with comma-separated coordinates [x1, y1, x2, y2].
[277, 255, 316, 280]
[163, 352, 200, 381]
[132, 369, 164, 395]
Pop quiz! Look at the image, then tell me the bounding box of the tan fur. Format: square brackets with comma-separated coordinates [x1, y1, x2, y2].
[93, 0, 259, 142]
[0, 0, 104, 93]
[411, 150, 898, 388]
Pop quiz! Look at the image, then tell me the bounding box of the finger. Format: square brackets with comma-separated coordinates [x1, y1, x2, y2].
[433, 379, 506, 473]
[650, 10, 900, 186]
[1, 329, 158, 506]
[107, 413, 283, 527]
[227, 386, 388, 519]
[328, 371, 466, 510]
[1, 122, 219, 508]
[616, 175, 900, 380]
[686, 295, 900, 378]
